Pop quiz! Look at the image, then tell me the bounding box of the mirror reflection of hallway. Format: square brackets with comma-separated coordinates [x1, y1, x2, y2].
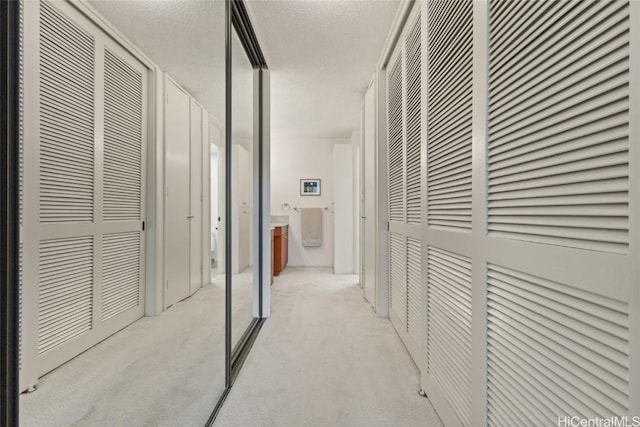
[18, 1, 227, 424]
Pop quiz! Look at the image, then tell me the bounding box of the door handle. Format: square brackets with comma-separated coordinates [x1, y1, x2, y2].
[361, 216, 366, 219]
[187, 215, 194, 219]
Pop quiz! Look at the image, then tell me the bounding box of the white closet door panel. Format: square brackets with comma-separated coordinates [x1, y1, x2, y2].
[101, 232, 141, 321]
[406, 237, 422, 345]
[38, 236, 93, 355]
[387, 52, 405, 224]
[483, 1, 634, 425]
[103, 48, 144, 222]
[486, 264, 630, 425]
[427, 246, 472, 426]
[426, 0, 473, 233]
[487, 0, 630, 254]
[99, 41, 146, 326]
[386, 4, 424, 372]
[39, 0, 95, 224]
[389, 232, 406, 325]
[405, 17, 422, 225]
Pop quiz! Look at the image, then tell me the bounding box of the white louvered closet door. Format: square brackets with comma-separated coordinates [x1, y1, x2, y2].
[482, 0, 636, 424]
[384, 0, 639, 425]
[421, 0, 475, 425]
[386, 4, 424, 367]
[21, 0, 148, 388]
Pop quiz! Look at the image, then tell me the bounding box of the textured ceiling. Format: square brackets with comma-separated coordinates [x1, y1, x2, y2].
[89, 0, 227, 123]
[246, 0, 400, 138]
[89, 0, 400, 139]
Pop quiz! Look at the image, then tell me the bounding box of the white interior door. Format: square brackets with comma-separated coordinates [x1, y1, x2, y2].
[232, 144, 250, 273]
[362, 82, 377, 307]
[164, 78, 190, 307]
[189, 100, 203, 295]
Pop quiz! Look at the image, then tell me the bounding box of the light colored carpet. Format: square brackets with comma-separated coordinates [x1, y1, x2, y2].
[213, 268, 256, 347]
[20, 271, 253, 427]
[215, 267, 443, 427]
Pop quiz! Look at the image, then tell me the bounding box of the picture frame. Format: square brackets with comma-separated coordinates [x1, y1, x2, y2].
[300, 179, 321, 196]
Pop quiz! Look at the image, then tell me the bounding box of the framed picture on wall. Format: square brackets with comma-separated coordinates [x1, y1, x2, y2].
[300, 179, 321, 196]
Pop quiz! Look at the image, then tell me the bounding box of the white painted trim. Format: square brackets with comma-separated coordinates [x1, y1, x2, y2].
[418, 0, 429, 397]
[202, 111, 211, 289]
[20, 0, 40, 391]
[374, 68, 389, 319]
[377, 0, 415, 70]
[469, 3, 489, 425]
[209, 113, 224, 132]
[69, 1, 156, 70]
[253, 69, 271, 318]
[628, 0, 640, 417]
[146, 68, 164, 316]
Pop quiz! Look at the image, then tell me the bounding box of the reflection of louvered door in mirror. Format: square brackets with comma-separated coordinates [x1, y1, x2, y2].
[386, 4, 423, 366]
[20, 0, 147, 390]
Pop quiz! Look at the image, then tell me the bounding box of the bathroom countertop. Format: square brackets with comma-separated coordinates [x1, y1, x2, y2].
[270, 215, 289, 228]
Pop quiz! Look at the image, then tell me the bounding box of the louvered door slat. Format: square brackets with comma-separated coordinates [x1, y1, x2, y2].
[389, 233, 406, 324]
[406, 238, 422, 344]
[388, 53, 405, 223]
[427, 246, 472, 426]
[101, 232, 141, 321]
[427, 0, 473, 233]
[405, 16, 422, 225]
[38, 237, 93, 354]
[103, 49, 143, 222]
[486, 264, 630, 424]
[487, 0, 629, 254]
[39, 0, 94, 223]
[490, 2, 625, 101]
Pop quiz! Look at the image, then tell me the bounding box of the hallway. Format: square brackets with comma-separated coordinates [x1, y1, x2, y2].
[216, 268, 442, 427]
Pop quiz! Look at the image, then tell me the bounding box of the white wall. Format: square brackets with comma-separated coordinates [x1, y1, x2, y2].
[351, 125, 361, 279]
[333, 144, 355, 273]
[271, 137, 350, 267]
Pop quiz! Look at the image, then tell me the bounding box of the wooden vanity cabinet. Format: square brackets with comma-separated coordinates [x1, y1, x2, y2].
[273, 225, 288, 276]
[271, 228, 275, 285]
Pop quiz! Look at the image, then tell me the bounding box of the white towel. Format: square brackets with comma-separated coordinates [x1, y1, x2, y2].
[300, 208, 322, 247]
